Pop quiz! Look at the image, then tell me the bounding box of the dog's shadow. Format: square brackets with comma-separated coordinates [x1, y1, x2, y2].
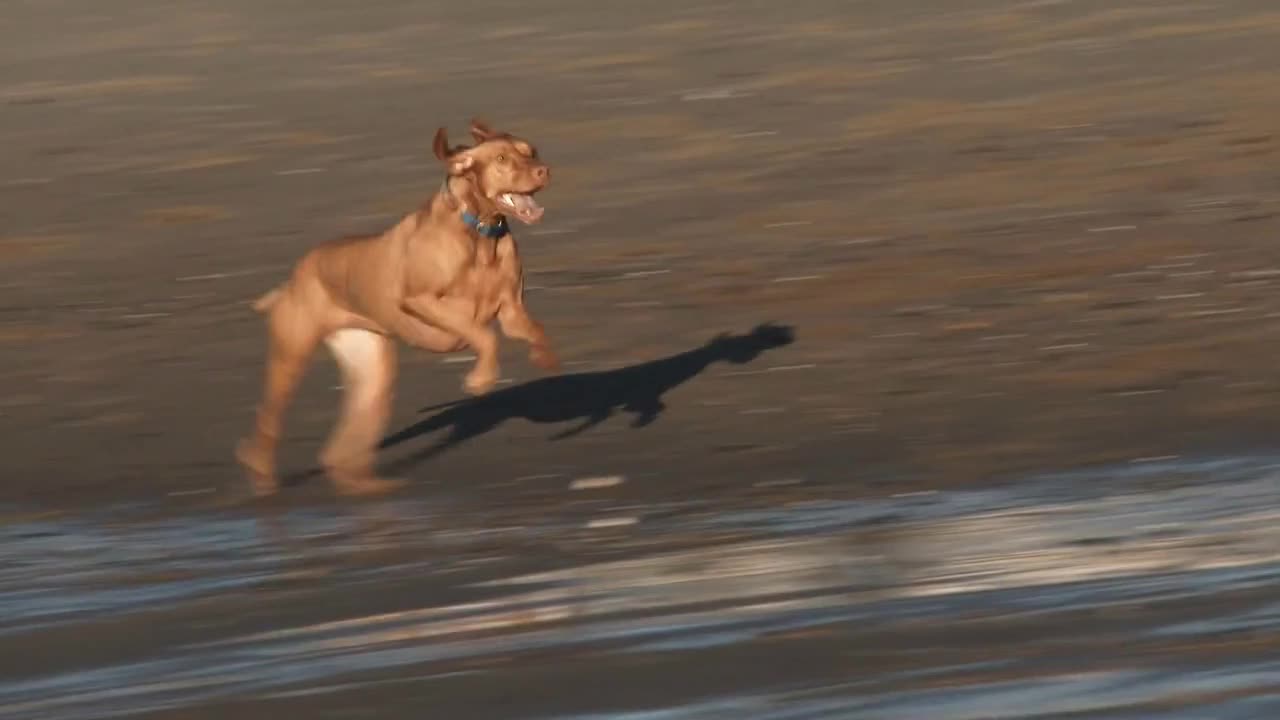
[379, 323, 795, 469]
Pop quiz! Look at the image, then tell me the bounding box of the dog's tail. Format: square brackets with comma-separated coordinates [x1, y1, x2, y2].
[251, 286, 284, 314]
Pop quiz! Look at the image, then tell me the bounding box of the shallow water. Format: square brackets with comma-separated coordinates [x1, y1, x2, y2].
[1, 456, 1278, 719]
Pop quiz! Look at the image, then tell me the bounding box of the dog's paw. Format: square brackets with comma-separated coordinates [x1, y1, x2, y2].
[530, 346, 561, 373]
[463, 368, 498, 396]
[236, 440, 280, 496]
[333, 475, 408, 497]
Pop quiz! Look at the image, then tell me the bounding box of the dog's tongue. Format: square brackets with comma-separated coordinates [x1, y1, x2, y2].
[509, 193, 544, 224]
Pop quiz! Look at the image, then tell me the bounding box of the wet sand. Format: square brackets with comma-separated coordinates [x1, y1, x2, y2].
[2, 456, 1279, 718]
[3, 0, 1280, 717]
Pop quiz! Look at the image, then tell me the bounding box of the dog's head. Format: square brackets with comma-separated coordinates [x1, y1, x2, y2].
[709, 323, 796, 365]
[433, 119, 550, 224]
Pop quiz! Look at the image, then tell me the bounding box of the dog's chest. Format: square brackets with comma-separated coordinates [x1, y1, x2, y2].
[458, 257, 509, 318]
[406, 232, 516, 319]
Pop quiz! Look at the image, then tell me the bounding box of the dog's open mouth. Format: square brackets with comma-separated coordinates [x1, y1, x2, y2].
[498, 192, 545, 224]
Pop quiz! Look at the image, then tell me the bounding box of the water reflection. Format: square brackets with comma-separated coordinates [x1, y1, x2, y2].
[0, 456, 1277, 719]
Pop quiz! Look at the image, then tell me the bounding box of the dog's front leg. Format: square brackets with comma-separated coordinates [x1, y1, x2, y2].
[498, 295, 560, 372]
[401, 294, 500, 395]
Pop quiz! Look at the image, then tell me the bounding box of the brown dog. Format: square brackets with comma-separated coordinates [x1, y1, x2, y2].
[236, 119, 559, 497]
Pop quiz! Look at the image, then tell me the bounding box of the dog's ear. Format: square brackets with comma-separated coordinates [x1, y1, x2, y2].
[469, 118, 500, 143]
[432, 127, 452, 161]
[445, 151, 475, 176]
[434, 127, 476, 175]
[448, 152, 473, 175]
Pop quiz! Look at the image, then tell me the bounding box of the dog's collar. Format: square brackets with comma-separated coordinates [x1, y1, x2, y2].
[460, 210, 509, 239]
[441, 177, 509, 239]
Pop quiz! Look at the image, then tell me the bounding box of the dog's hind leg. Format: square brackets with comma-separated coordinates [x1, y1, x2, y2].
[320, 328, 406, 496]
[238, 293, 322, 496]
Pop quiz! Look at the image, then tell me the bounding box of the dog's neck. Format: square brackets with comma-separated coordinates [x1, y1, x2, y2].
[439, 176, 508, 239]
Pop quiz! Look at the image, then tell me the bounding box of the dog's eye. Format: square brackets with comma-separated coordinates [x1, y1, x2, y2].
[496, 154, 506, 163]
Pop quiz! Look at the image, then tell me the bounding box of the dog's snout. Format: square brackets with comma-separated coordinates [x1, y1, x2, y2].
[533, 165, 549, 182]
